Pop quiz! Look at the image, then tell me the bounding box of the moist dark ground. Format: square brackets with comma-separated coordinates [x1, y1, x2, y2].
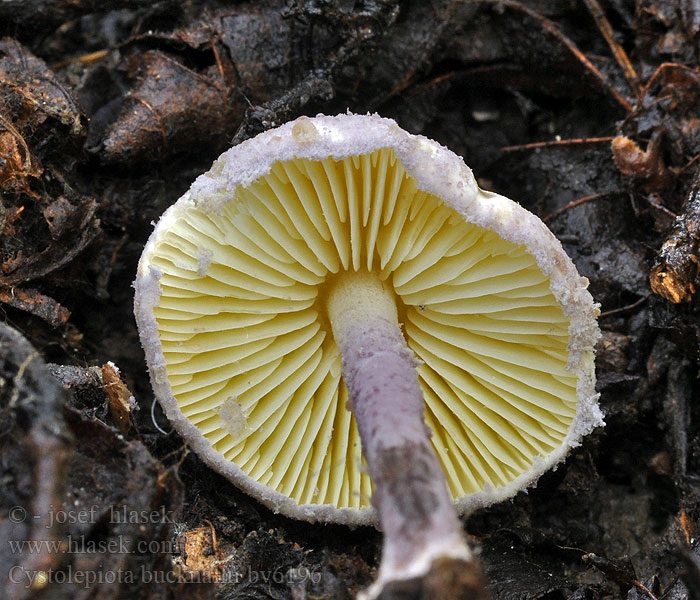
[1, 1, 700, 599]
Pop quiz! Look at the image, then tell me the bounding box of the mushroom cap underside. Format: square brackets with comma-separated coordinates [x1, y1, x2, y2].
[134, 113, 602, 525]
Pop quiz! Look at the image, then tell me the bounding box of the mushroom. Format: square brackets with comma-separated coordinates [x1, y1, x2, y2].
[134, 114, 603, 598]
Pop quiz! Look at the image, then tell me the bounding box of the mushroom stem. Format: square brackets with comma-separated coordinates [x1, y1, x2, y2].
[327, 271, 486, 597]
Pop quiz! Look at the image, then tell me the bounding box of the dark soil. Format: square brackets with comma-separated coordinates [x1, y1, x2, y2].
[1, 1, 700, 599]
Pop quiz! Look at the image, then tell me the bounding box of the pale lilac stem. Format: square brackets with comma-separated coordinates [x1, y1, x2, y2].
[326, 271, 472, 589]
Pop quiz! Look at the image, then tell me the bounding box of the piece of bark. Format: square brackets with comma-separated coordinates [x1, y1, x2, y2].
[172, 522, 227, 583]
[0, 286, 70, 327]
[101, 362, 137, 435]
[95, 49, 244, 164]
[0, 197, 100, 286]
[0, 37, 84, 137]
[612, 131, 673, 194]
[650, 169, 700, 302]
